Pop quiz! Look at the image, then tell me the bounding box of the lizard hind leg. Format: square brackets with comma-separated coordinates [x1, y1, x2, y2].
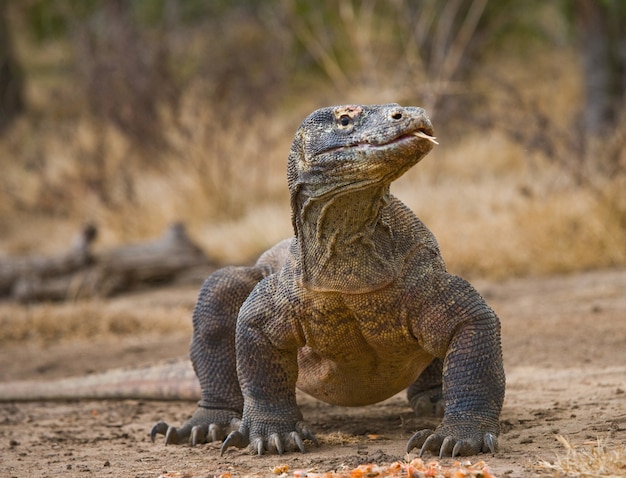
[407, 358, 444, 417]
[151, 265, 268, 446]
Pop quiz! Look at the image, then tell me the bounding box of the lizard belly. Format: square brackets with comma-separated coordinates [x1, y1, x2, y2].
[295, 345, 433, 406]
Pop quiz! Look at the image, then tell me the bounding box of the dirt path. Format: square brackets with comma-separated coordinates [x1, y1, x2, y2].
[1, 269, 625, 477]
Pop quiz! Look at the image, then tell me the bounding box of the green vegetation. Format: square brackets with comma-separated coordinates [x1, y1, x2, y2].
[0, 0, 624, 277]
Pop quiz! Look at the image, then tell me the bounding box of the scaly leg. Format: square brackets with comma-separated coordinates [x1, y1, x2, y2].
[406, 273, 505, 458]
[151, 265, 266, 445]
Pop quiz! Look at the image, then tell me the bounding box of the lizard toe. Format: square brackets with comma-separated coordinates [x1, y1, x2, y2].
[208, 423, 225, 442]
[267, 433, 284, 455]
[226, 419, 318, 456]
[409, 423, 499, 458]
[405, 428, 434, 454]
[483, 432, 498, 454]
[249, 431, 311, 455]
[252, 437, 265, 456]
[191, 424, 208, 446]
[153, 407, 241, 447]
[449, 438, 481, 457]
[221, 430, 249, 456]
[439, 436, 456, 459]
[288, 431, 306, 454]
[296, 421, 319, 447]
[419, 433, 443, 457]
[151, 421, 192, 445]
[150, 421, 169, 443]
[165, 424, 189, 445]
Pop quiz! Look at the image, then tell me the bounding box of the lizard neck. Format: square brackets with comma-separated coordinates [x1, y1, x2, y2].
[294, 184, 405, 293]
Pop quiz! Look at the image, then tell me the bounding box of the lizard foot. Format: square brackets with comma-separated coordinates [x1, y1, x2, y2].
[221, 421, 319, 456]
[406, 422, 498, 458]
[408, 388, 444, 417]
[150, 407, 241, 446]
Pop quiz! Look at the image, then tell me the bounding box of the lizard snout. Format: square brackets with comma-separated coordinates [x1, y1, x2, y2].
[389, 106, 436, 139]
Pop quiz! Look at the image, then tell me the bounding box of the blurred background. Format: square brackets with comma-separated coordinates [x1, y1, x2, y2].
[0, 0, 624, 279]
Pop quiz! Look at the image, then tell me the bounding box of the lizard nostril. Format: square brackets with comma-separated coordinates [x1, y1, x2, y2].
[391, 112, 402, 120]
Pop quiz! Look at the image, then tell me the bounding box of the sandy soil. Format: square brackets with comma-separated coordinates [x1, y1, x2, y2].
[1, 268, 625, 477]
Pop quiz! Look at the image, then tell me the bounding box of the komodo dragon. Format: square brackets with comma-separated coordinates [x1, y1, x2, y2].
[0, 104, 505, 459]
[151, 104, 505, 458]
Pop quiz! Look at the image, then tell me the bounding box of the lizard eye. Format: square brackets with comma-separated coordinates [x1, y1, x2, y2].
[339, 115, 352, 127]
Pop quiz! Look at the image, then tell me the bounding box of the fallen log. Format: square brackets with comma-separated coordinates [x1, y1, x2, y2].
[3, 223, 212, 302]
[0, 224, 97, 296]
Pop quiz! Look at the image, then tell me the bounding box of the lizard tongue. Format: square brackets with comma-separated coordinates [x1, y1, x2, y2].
[413, 131, 439, 145]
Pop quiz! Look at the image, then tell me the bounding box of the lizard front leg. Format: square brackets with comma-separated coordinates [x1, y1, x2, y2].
[406, 273, 505, 458]
[221, 281, 318, 455]
[151, 266, 265, 446]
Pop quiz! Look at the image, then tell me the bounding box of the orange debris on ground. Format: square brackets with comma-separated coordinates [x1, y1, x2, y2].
[289, 458, 495, 478]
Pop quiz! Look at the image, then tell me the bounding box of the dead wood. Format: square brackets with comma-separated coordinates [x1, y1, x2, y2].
[2, 223, 212, 302]
[0, 224, 97, 297]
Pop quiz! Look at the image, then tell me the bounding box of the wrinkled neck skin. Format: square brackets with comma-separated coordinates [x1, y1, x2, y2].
[295, 181, 406, 294]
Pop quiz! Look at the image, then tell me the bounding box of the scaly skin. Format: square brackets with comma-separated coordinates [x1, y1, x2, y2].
[151, 104, 505, 458]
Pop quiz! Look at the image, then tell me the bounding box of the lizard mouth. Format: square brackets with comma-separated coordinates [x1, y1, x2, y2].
[319, 126, 438, 155]
[358, 126, 438, 150]
[411, 128, 439, 145]
[390, 127, 438, 146]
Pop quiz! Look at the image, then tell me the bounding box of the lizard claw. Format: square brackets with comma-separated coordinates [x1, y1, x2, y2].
[439, 436, 455, 459]
[221, 430, 249, 455]
[152, 407, 241, 446]
[150, 421, 169, 443]
[484, 432, 498, 454]
[209, 423, 225, 442]
[221, 421, 318, 456]
[419, 433, 442, 457]
[189, 422, 229, 446]
[254, 437, 265, 456]
[405, 428, 433, 455]
[297, 422, 320, 448]
[165, 425, 184, 445]
[268, 433, 284, 455]
[406, 425, 499, 457]
[290, 431, 306, 454]
[191, 424, 208, 446]
[150, 421, 191, 445]
[452, 441, 464, 458]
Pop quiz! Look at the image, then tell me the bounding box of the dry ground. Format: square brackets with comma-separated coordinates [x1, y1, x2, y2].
[0, 268, 625, 477]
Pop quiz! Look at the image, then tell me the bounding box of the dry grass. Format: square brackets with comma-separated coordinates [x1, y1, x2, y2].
[394, 132, 626, 279]
[0, 32, 625, 277]
[535, 435, 626, 477]
[0, 287, 195, 344]
[2, 100, 625, 276]
[317, 431, 362, 446]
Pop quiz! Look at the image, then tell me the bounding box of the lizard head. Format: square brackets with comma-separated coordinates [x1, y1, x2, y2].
[287, 103, 436, 233]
